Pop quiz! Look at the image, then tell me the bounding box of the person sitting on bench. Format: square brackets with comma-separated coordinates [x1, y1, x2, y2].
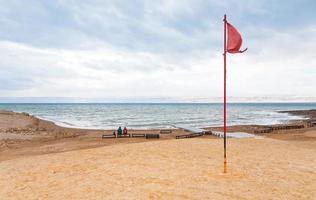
[123, 127, 128, 135]
[117, 126, 122, 136]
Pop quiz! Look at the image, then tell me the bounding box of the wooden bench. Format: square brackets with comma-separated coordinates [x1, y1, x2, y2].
[131, 133, 146, 138]
[117, 134, 131, 138]
[146, 134, 160, 139]
[204, 130, 212, 135]
[176, 134, 190, 139]
[160, 129, 172, 134]
[102, 134, 116, 139]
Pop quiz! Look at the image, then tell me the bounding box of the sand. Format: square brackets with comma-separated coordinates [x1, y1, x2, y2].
[0, 132, 315, 199]
[0, 110, 316, 199]
[0, 110, 189, 161]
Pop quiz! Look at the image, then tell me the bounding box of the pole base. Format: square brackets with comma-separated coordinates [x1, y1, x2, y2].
[224, 158, 228, 173]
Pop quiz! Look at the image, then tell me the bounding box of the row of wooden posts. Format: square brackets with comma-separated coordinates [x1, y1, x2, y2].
[254, 124, 307, 134]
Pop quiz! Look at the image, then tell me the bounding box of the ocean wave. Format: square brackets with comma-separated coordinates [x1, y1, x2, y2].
[0, 103, 313, 129]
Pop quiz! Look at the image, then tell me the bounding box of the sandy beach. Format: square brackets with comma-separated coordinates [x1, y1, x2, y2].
[0, 110, 192, 161]
[2, 1, 316, 199]
[0, 110, 315, 199]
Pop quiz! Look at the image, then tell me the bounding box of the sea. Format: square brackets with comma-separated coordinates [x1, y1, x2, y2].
[0, 103, 315, 129]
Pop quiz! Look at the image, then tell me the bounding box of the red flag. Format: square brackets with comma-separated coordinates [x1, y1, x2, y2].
[227, 23, 247, 53]
[222, 15, 247, 173]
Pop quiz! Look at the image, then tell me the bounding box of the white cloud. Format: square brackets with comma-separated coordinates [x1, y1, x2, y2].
[0, 40, 221, 100]
[0, 0, 315, 102]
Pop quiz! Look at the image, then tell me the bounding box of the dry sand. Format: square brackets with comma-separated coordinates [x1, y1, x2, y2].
[0, 110, 315, 199]
[0, 130, 315, 199]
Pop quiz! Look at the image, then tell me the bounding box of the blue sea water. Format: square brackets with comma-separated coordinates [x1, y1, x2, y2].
[0, 103, 315, 129]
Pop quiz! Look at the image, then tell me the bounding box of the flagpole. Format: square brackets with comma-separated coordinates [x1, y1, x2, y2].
[223, 14, 227, 173]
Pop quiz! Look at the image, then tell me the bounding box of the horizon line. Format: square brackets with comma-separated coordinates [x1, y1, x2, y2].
[1, 102, 316, 104]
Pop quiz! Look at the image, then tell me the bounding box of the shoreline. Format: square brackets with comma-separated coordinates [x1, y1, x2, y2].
[0, 109, 315, 161]
[0, 108, 311, 131]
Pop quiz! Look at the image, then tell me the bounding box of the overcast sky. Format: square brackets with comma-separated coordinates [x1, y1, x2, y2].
[0, 0, 315, 103]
